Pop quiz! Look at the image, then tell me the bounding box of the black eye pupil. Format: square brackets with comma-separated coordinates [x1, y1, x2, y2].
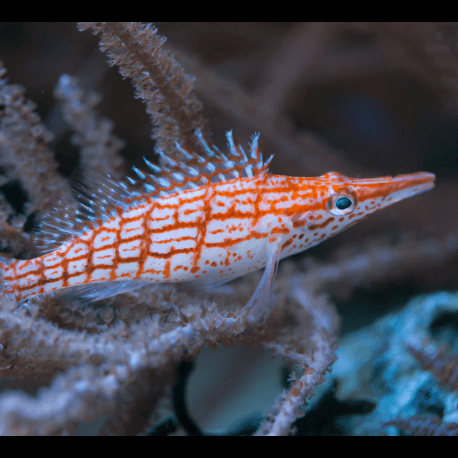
[335, 197, 352, 210]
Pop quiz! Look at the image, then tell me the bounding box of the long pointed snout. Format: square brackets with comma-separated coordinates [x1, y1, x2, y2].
[354, 172, 435, 204]
[388, 172, 435, 194]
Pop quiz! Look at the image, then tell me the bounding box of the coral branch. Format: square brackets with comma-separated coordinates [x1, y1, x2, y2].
[384, 415, 458, 436]
[78, 22, 207, 157]
[407, 342, 458, 392]
[54, 74, 126, 178]
[0, 60, 69, 217]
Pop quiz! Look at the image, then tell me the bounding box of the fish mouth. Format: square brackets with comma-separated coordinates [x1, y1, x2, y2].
[391, 172, 436, 196]
[353, 171, 435, 203]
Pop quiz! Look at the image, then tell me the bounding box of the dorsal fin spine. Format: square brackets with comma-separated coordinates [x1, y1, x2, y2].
[79, 202, 94, 212]
[52, 218, 73, 227]
[264, 154, 274, 168]
[172, 172, 184, 182]
[226, 130, 236, 156]
[175, 142, 194, 160]
[157, 177, 171, 187]
[156, 148, 178, 167]
[238, 145, 248, 163]
[132, 166, 146, 180]
[250, 134, 260, 160]
[42, 222, 74, 234]
[196, 129, 217, 158]
[165, 154, 178, 167]
[180, 162, 199, 177]
[194, 153, 206, 164]
[144, 183, 156, 192]
[226, 131, 248, 163]
[219, 152, 230, 166]
[143, 157, 161, 173]
[205, 162, 216, 173]
[160, 165, 171, 174]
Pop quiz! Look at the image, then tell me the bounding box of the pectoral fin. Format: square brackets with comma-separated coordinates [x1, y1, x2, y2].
[243, 238, 282, 321]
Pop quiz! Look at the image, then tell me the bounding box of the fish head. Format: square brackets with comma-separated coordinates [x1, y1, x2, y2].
[290, 171, 435, 241]
[314, 171, 435, 232]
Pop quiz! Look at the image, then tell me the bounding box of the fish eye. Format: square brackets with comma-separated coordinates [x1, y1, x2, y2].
[327, 193, 356, 215]
[336, 197, 352, 210]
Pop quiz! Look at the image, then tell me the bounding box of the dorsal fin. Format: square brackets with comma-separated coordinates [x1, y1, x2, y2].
[32, 171, 135, 255]
[130, 130, 273, 196]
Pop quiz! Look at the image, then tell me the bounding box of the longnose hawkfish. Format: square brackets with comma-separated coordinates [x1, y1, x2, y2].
[0, 130, 435, 318]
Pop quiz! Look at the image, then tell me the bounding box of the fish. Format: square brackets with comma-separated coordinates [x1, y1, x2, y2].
[0, 130, 435, 319]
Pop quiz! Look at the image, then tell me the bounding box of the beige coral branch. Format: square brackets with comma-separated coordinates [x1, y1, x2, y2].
[54, 74, 126, 179]
[78, 22, 207, 158]
[0, 60, 69, 218]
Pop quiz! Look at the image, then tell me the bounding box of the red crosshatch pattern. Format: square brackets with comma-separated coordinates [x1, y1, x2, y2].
[2, 171, 434, 302]
[0, 132, 435, 303]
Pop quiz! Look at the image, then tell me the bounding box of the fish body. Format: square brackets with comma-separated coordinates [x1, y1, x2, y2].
[0, 131, 435, 316]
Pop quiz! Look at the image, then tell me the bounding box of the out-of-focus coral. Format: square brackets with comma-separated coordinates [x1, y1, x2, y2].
[330, 293, 458, 436]
[0, 22, 458, 435]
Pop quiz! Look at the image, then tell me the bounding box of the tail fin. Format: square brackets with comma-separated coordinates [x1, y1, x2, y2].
[0, 253, 15, 296]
